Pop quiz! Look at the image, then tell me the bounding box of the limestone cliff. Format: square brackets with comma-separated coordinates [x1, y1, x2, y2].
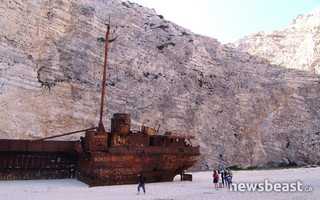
[0, 0, 319, 170]
[234, 6, 320, 75]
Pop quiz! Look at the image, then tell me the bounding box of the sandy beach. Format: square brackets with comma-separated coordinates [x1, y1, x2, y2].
[0, 167, 319, 200]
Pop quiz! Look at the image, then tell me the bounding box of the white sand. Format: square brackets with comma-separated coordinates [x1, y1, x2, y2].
[0, 167, 319, 200]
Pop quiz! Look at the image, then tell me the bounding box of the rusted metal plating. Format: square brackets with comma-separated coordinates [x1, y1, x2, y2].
[76, 113, 200, 186]
[0, 139, 77, 180]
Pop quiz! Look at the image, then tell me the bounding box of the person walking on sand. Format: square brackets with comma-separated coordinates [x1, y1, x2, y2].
[220, 169, 225, 188]
[137, 172, 146, 194]
[225, 169, 233, 189]
[218, 170, 222, 188]
[224, 169, 229, 187]
[213, 170, 218, 188]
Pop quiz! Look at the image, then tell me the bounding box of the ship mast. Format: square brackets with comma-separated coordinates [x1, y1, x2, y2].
[98, 18, 111, 133]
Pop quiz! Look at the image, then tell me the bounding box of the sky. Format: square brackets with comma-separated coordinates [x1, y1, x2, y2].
[128, 0, 320, 44]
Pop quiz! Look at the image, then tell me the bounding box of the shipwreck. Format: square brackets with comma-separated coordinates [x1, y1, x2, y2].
[0, 20, 200, 187]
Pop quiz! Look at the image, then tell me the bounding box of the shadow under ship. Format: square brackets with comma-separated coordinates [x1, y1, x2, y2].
[0, 21, 200, 187]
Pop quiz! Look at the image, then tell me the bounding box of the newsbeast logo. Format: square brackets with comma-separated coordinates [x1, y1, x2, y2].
[230, 180, 313, 192]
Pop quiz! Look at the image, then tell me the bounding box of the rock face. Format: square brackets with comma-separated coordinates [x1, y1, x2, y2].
[0, 0, 319, 170]
[234, 6, 320, 75]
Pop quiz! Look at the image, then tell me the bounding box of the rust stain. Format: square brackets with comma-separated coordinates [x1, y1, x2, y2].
[0, 115, 200, 186]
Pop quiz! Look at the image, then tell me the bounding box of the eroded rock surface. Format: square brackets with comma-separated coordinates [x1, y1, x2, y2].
[0, 0, 319, 170]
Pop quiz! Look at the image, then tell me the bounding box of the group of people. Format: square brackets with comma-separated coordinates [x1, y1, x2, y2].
[213, 169, 233, 189]
[137, 169, 233, 194]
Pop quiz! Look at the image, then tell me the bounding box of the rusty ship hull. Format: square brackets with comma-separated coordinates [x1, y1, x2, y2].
[76, 113, 200, 186]
[77, 148, 199, 186]
[0, 114, 200, 186]
[0, 139, 77, 180]
[77, 138, 199, 186]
